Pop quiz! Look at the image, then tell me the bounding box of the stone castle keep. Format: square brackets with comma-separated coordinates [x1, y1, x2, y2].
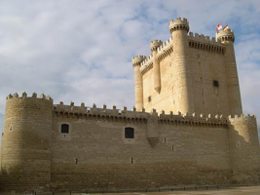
[1, 17, 260, 192]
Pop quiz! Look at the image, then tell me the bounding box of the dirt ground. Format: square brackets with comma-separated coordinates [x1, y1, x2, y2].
[2, 186, 260, 195]
[95, 186, 260, 195]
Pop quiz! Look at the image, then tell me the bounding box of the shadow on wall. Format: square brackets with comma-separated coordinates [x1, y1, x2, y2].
[0, 113, 3, 142]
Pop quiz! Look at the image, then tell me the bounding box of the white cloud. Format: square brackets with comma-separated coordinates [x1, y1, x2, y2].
[0, 0, 259, 136]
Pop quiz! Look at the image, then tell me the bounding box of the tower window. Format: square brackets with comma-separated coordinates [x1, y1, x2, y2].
[61, 123, 69, 134]
[213, 80, 219, 87]
[148, 96, 151, 102]
[125, 127, 134, 139]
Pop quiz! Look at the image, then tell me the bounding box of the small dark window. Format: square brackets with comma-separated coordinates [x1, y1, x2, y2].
[61, 124, 69, 134]
[125, 127, 134, 139]
[130, 157, 134, 164]
[148, 96, 151, 102]
[213, 80, 219, 87]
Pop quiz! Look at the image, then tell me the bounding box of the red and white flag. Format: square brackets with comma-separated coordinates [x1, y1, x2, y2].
[216, 24, 223, 32]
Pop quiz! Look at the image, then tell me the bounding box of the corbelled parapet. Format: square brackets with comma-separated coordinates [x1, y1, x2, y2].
[216, 26, 235, 42]
[6, 92, 53, 102]
[150, 40, 163, 51]
[228, 113, 255, 120]
[169, 17, 189, 33]
[132, 55, 146, 66]
[54, 102, 228, 127]
[187, 32, 225, 55]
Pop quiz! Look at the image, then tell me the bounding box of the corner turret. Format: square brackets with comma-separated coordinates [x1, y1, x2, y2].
[132, 55, 146, 111]
[217, 26, 242, 115]
[169, 18, 194, 114]
[1, 92, 53, 191]
[150, 40, 163, 93]
[132, 55, 146, 67]
[216, 26, 235, 43]
[169, 17, 189, 33]
[150, 40, 162, 52]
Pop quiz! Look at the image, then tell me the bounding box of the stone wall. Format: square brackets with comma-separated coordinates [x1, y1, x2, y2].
[1, 95, 260, 192]
[50, 104, 232, 191]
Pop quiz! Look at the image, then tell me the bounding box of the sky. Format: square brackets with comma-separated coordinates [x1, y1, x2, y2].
[0, 0, 259, 136]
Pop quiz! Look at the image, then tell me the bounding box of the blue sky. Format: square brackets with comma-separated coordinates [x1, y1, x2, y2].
[0, 0, 260, 135]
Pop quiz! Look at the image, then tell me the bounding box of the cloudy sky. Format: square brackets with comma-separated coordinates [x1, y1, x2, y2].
[0, 0, 259, 136]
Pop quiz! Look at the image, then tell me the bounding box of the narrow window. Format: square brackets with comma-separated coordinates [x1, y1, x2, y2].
[61, 123, 69, 134]
[130, 157, 134, 164]
[163, 137, 167, 143]
[125, 127, 134, 139]
[148, 96, 152, 102]
[213, 80, 219, 87]
[75, 158, 78, 164]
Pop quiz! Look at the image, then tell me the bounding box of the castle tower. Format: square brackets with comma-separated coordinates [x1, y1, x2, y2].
[1, 93, 53, 190]
[169, 18, 194, 114]
[216, 27, 242, 115]
[132, 55, 146, 111]
[228, 115, 260, 182]
[133, 18, 243, 116]
[150, 40, 163, 93]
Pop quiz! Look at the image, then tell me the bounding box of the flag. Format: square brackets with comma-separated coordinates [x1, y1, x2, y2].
[216, 24, 223, 32]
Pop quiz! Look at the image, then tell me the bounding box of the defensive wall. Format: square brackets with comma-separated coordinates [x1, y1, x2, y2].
[1, 92, 260, 192]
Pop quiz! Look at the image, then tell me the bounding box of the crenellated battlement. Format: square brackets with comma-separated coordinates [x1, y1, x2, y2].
[216, 27, 235, 43]
[150, 40, 163, 51]
[138, 18, 230, 73]
[187, 32, 225, 54]
[54, 103, 149, 121]
[132, 55, 146, 66]
[140, 37, 173, 73]
[53, 102, 228, 127]
[169, 17, 189, 33]
[228, 114, 256, 120]
[188, 32, 219, 43]
[6, 92, 53, 102]
[140, 54, 153, 73]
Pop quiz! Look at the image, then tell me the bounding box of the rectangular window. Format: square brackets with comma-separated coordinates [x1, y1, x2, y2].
[61, 124, 69, 134]
[125, 127, 134, 139]
[213, 80, 219, 87]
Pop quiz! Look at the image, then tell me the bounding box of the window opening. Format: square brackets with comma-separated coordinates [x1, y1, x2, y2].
[125, 127, 134, 139]
[130, 157, 134, 164]
[61, 123, 69, 134]
[213, 80, 219, 87]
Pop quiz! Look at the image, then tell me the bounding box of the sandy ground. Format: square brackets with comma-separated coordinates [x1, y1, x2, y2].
[3, 186, 260, 195]
[92, 186, 260, 195]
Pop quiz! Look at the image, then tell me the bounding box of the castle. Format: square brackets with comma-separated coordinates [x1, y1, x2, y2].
[0, 17, 260, 193]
